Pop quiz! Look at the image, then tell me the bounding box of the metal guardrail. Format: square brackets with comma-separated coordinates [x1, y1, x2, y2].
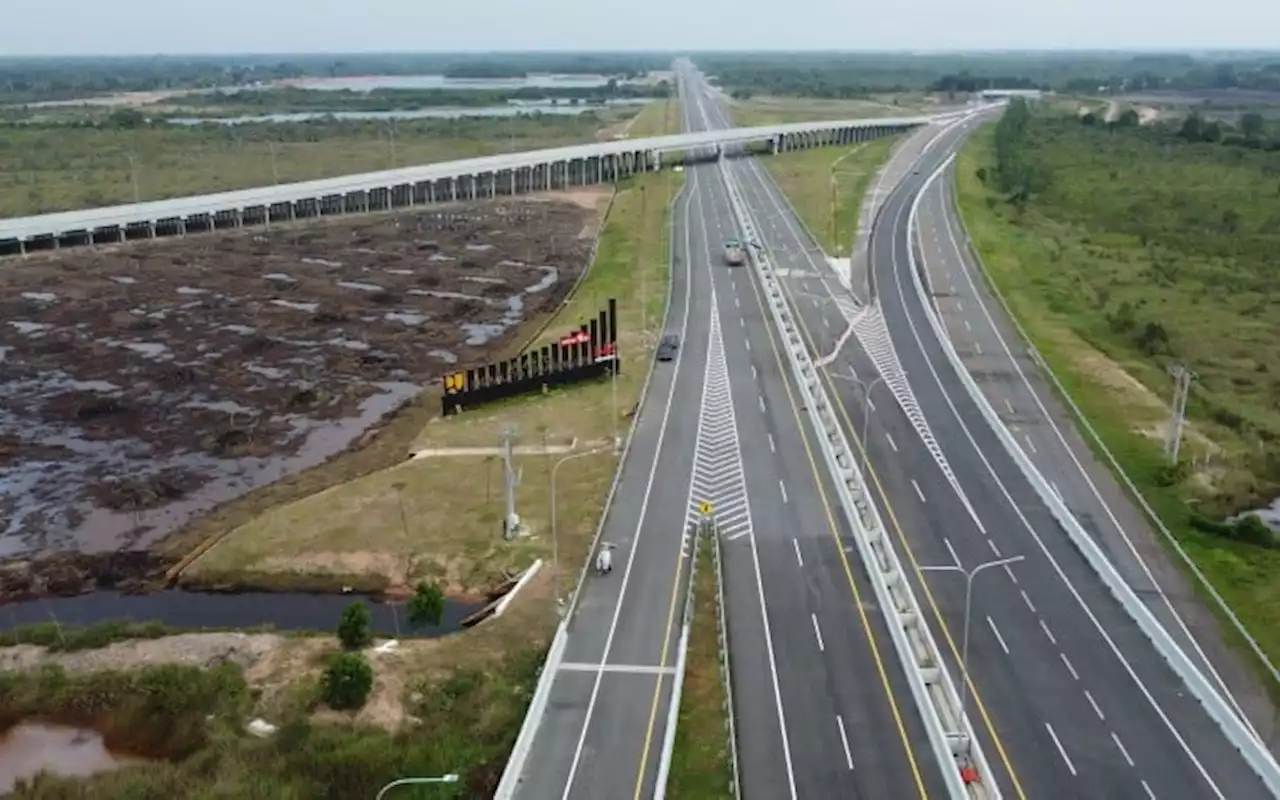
[493, 169, 691, 800]
[718, 156, 996, 800]
[710, 512, 742, 799]
[941, 145, 1280, 695]
[655, 515, 707, 799]
[910, 154, 1280, 796]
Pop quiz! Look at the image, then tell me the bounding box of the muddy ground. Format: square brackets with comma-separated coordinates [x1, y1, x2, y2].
[0, 197, 597, 563]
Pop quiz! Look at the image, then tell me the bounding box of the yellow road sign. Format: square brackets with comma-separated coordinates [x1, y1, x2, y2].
[698, 500, 713, 515]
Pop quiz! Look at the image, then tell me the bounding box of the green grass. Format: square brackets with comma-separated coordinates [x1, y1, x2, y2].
[0, 113, 631, 217]
[758, 135, 900, 255]
[0, 619, 284, 652]
[727, 94, 930, 127]
[954, 113, 1280, 671]
[666, 541, 733, 799]
[0, 649, 542, 798]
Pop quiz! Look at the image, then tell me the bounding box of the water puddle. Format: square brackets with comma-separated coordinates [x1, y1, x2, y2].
[384, 312, 428, 326]
[20, 293, 57, 303]
[270, 299, 319, 313]
[8, 322, 51, 336]
[300, 257, 343, 269]
[109, 276, 137, 285]
[262, 273, 297, 284]
[383, 268, 414, 276]
[337, 281, 384, 293]
[524, 267, 559, 294]
[0, 723, 147, 794]
[175, 286, 207, 295]
[428, 349, 459, 364]
[462, 275, 508, 285]
[1238, 497, 1280, 532]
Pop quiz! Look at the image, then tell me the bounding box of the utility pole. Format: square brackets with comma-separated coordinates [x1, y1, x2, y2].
[1164, 363, 1196, 463]
[386, 123, 397, 169]
[500, 423, 523, 539]
[125, 152, 140, 205]
[267, 141, 280, 185]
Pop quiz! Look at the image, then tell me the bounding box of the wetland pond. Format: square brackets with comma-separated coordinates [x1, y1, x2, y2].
[0, 722, 147, 794]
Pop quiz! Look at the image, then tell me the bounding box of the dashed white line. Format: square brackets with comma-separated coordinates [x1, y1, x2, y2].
[1003, 564, 1019, 584]
[1060, 652, 1079, 681]
[1084, 689, 1105, 721]
[1044, 722, 1077, 776]
[974, 341, 983, 355]
[758, 396, 766, 413]
[987, 615, 1010, 654]
[963, 319, 972, 332]
[779, 479, 789, 504]
[987, 538, 1002, 557]
[911, 479, 927, 503]
[792, 539, 804, 567]
[811, 613, 825, 652]
[956, 300, 965, 313]
[836, 715, 854, 770]
[885, 432, 898, 452]
[768, 433, 776, 453]
[1003, 397, 1014, 415]
[1020, 589, 1036, 613]
[1024, 434, 1037, 454]
[739, 316, 745, 328]
[943, 537, 961, 567]
[1039, 618, 1058, 645]
[823, 315, 831, 328]
[1111, 731, 1135, 767]
[751, 363, 758, 380]
[744, 338, 751, 352]
[1142, 779, 1157, 799]
[734, 294, 740, 308]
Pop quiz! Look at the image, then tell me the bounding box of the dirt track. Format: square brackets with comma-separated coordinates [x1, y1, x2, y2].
[1, 197, 599, 557]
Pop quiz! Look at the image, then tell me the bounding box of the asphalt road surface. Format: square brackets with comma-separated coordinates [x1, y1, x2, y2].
[679, 62, 950, 800]
[715, 91, 1274, 799]
[510, 81, 708, 799]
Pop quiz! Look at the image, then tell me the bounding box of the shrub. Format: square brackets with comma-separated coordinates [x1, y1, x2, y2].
[407, 581, 445, 628]
[336, 602, 372, 650]
[322, 653, 374, 710]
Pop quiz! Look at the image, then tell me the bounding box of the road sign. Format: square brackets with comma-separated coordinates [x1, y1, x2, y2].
[698, 500, 713, 515]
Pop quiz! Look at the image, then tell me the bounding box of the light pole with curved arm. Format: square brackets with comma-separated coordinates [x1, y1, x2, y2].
[550, 446, 612, 615]
[920, 554, 1025, 726]
[831, 371, 889, 472]
[374, 774, 458, 799]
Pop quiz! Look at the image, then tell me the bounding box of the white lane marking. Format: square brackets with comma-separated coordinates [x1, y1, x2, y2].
[1142, 780, 1157, 799]
[811, 613, 825, 652]
[751, 363, 758, 380]
[1112, 731, 1135, 767]
[987, 615, 1010, 654]
[559, 663, 678, 675]
[963, 319, 972, 332]
[1085, 689, 1105, 720]
[768, 433, 776, 453]
[911, 479, 927, 503]
[1003, 397, 1014, 415]
[725, 530, 750, 542]
[943, 537, 961, 567]
[744, 338, 751, 352]
[1003, 564, 1019, 584]
[734, 294, 740, 308]
[759, 396, 766, 413]
[1060, 652, 1079, 681]
[740, 316, 745, 328]
[793, 539, 804, 567]
[1049, 481, 1062, 502]
[823, 314, 831, 328]
[1020, 589, 1036, 613]
[779, 479, 789, 504]
[1045, 722, 1078, 776]
[987, 538, 1002, 557]
[885, 432, 898, 452]
[974, 340, 983, 355]
[836, 715, 855, 770]
[956, 299, 964, 313]
[1024, 434, 1037, 454]
[866, 396, 876, 412]
[1039, 618, 1058, 645]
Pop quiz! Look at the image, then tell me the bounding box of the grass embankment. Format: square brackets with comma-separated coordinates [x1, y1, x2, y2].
[184, 149, 681, 609]
[0, 112, 633, 217]
[955, 108, 1280, 665]
[757, 134, 900, 255]
[666, 542, 734, 799]
[727, 94, 929, 127]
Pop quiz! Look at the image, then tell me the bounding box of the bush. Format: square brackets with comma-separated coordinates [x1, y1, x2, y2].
[336, 602, 372, 650]
[321, 652, 374, 710]
[407, 581, 445, 627]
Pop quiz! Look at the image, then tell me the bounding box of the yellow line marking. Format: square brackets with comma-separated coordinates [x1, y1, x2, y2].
[632, 538, 687, 800]
[771, 225, 1029, 799]
[740, 235, 929, 799]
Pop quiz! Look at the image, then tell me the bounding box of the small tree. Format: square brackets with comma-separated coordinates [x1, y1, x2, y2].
[337, 602, 372, 650]
[322, 652, 374, 710]
[407, 581, 446, 628]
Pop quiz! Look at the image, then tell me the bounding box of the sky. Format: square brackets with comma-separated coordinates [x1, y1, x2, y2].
[3, 0, 1279, 56]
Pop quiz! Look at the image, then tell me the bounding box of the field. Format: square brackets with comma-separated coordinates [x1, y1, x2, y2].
[727, 94, 933, 127]
[0, 111, 634, 217]
[0, 198, 600, 563]
[755, 135, 901, 256]
[954, 111, 1280, 663]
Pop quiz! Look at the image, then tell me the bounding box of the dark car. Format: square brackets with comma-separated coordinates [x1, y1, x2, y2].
[657, 334, 679, 362]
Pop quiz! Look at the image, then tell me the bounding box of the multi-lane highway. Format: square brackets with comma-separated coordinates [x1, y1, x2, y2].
[509, 77, 706, 799]
[677, 62, 949, 799]
[687, 68, 1274, 798]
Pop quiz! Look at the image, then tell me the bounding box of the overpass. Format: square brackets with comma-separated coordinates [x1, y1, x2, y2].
[0, 114, 946, 256]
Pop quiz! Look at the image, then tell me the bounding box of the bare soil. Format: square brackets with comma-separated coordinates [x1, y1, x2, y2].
[0, 198, 596, 560]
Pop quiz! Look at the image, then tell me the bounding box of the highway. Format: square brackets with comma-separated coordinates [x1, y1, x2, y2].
[913, 155, 1276, 740]
[686, 66, 1274, 799]
[509, 76, 707, 798]
[678, 62, 948, 799]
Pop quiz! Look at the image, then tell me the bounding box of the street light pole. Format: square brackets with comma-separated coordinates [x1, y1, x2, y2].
[124, 152, 140, 204]
[550, 447, 611, 614]
[920, 554, 1025, 726]
[375, 774, 459, 799]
